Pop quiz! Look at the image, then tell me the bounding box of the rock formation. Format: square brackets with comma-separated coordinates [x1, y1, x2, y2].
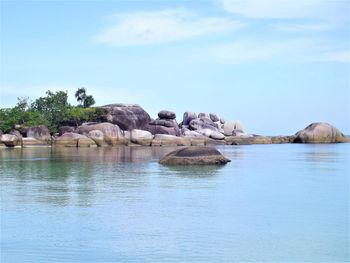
[102, 104, 151, 131]
[293, 122, 348, 143]
[159, 146, 231, 165]
[147, 110, 180, 136]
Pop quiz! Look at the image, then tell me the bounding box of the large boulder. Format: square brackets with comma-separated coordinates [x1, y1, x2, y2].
[58, 126, 75, 136]
[147, 110, 180, 136]
[87, 130, 108, 147]
[189, 118, 217, 131]
[197, 129, 225, 140]
[182, 112, 197, 126]
[22, 137, 50, 147]
[54, 132, 96, 147]
[130, 129, 154, 146]
[209, 113, 220, 122]
[293, 122, 349, 143]
[27, 125, 51, 141]
[159, 146, 231, 165]
[77, 122, 125, 145]
[223, 121, 244, 135]
[102, 104, 151, 131]
[0, 134, 21, 147]
[158, 110, 176, 119]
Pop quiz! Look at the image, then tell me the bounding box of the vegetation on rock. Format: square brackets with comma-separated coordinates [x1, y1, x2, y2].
[0, 89, 102, 134]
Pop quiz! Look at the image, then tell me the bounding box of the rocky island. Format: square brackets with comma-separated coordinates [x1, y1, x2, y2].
[0, 103, 348, 148]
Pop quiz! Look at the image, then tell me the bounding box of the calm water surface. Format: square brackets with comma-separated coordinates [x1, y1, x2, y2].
[0, 144, 349, 262]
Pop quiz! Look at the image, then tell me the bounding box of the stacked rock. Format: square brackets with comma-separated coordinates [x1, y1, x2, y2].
[147, 110, 180, 136]
[181, 112, 225, 140]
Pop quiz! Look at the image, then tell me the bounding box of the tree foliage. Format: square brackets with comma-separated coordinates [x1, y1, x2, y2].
[0, 89, 100, 134]
[75, 87, 95, 108]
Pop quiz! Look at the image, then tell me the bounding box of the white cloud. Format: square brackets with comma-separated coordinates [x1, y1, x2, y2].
[199, 39, 349, 64]
[94, 9, 242, 47]
[221, 0, 346, 19]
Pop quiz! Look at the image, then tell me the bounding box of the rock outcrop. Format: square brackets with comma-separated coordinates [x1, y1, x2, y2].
[77, 122, 125, 145]
[58, 126, 75, 136]
[147, 110, 180, 136]
[151, 134, 191, 147]
[293, 122, 348, 143]
[54, 132, 96, 147]
[0, 134, 21, 147]
[26, 125, 51, 141]
[102, 104, 151, 131]
[130, 129, 154, 146]
[223, 121, 244, 136]
[159, 146, 231, 165]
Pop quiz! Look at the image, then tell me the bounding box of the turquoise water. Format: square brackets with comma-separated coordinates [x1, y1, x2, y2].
[0, 144, 349, 262]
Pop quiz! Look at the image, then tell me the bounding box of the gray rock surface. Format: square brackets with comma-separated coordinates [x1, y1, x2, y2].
[159, 146, 230, 165]
[130, 129, 154, 146]
[209, 113, 220, 122]
[0, 134, 20, 147]
[58, 126, 75, 136]
[223, 121, 244, 135]
[54, 132, 96, 147]
[293, 122, 348, 143]
[78, 122, 125, 145]
[102, 104, 151, 131]
[182, 112, 197, 126]
[27, 125, 51, 141]
[158, 110, 176, 120]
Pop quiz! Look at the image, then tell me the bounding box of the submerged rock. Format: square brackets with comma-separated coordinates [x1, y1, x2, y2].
[293, 122, 348, 143]
[159, 146, 230, 165]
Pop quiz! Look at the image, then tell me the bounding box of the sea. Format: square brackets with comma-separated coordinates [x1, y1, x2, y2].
[0, 144, 349, 262]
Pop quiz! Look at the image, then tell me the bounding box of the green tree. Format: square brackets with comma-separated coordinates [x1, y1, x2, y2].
[74, 87, 95, 108]
[83, 95, 95, 108]
[75, 87, 86, 107]
[0, 97, 49, 133]
[31, 90, 69, 133]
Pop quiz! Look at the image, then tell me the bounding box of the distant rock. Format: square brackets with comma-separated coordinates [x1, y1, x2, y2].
[27, 125, 51, 141]
[209, 113, 220, 122]
[147, 110, 180, 136]
[130, 129, 154, 146]
[158, 110, 176, 120]
[198, 113, 210, 119]
[189, 118, 217, 131]
[77, 122, 125, 145]
[0, 134, 21, 147]
[225, 135, 272, 145]
[152, 134, 191, 147]
[54, 132, 96, 147]
[182, 112, 197, 126]
[223, 121, 244, 135]
[159, 146, 230, 165]
[102, 104, 151, 131]
[58, 126, 75, 136]
[293, 122, 349, 143]
[88, 130, 108, 147]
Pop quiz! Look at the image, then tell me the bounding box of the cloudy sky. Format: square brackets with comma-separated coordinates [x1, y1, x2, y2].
[1, 0, 349, 134]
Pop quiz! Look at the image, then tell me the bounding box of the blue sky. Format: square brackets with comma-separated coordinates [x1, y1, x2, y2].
[1, 0, 349, 135]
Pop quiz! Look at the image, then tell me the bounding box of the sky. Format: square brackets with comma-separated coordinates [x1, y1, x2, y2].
[0, 0, 349, 135]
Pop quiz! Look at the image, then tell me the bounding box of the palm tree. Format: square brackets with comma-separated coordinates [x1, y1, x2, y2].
[75, 87, 86, 107]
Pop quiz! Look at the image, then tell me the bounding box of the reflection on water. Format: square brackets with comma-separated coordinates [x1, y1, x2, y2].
[0, 144, 349, 262]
